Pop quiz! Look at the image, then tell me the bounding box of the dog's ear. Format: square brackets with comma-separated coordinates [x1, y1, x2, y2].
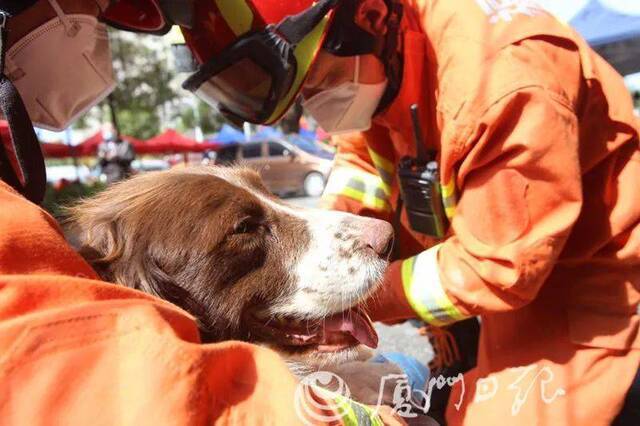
[65, 199, 127, 283]
[65, 190, 213, 333]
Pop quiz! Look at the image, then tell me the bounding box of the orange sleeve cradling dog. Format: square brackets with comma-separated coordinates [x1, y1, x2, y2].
[0, 180, 340, 425]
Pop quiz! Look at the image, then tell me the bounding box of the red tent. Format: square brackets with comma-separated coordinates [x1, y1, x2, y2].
[0, 121, 74, 159]
[76, 131, 142, 156]
[135, 129, 218, 154]
[41, 142, 74, 158]
[33, 129, 219, 158]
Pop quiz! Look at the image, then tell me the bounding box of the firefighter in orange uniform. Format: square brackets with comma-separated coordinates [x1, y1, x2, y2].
[182, 0, 640, 424]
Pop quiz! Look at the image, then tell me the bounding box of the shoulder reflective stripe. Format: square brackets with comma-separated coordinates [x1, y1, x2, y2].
[340, 183, 388, 210]
[324, 168, 391, 211]
[401, 245, 467, 326]
[367, 148, 394, 176]
[441, 175, 457, 221]
[367, 147, 395, 186]
[215, 0, 253, 36]
[367, 148, 393, 197]
[332, 393, 384, 426]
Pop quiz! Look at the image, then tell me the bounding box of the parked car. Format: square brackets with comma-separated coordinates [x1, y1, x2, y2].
[286, 135, 335, 160]
[215, 139, 333, 197]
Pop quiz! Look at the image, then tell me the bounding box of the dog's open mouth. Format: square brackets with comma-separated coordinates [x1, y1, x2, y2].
[246, 306, 378, 352]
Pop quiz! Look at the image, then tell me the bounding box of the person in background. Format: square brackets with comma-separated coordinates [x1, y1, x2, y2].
[97, 123, 135, 182]
[179, 0, 640, 424]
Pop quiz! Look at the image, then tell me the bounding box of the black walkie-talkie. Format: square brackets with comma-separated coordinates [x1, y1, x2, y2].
[397, 104, 449, 238]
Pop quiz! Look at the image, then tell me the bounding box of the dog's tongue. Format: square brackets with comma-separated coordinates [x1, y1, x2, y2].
[323, 308, 378, 349]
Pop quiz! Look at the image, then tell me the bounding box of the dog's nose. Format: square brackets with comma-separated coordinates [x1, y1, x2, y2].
[360, 218, 394, 258]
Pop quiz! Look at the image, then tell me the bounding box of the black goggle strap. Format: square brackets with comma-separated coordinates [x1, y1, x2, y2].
[322, 0, 376, 56]
[0, 12, 46, 204]
[275, 0, 338, 45]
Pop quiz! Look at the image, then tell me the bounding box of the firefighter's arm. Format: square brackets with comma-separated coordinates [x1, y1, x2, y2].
[320, 125, 394, 222]
[368, 87, 582, 324]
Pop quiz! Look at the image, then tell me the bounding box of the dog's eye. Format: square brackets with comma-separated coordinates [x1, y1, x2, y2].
[233, 218, 262, 235]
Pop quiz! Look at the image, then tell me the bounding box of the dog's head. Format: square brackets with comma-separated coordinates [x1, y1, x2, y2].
[67, 166, 393, 366]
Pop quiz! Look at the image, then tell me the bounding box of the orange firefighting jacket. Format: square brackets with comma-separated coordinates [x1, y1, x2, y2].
[321, 0, 640, 424]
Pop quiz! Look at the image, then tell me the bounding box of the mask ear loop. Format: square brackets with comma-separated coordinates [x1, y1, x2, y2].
[353, 55, 361, 84]
[47, 0, 79, 36]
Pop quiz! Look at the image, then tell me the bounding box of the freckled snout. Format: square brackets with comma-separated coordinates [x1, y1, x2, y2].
[358, 218, 394, 258]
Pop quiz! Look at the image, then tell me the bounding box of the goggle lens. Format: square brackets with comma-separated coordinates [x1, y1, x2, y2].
[193, 58, 275, 122]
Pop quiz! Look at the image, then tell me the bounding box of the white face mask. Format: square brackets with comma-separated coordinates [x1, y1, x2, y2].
[3, 0, 116, 131]
[302, 56, 387, 136]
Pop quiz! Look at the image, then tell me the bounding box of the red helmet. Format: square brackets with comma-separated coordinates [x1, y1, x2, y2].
[0, 0, 172, 34]
[102, 0, 171, 34]
[180, 0, 339, 125]
[182, 0, 322, 63]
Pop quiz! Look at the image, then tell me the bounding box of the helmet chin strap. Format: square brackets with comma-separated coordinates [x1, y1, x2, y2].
[0, 12, 46, 204]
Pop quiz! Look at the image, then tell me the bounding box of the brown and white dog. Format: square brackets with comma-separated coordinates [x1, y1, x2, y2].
[67, 166, 394, 373]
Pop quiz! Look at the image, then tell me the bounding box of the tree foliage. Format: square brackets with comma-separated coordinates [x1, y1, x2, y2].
[106, 32, 176, 139]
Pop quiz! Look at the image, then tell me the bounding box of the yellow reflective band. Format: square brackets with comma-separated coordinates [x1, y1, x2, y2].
[368, 147, 395, 176]
[341, 184, 389, 211]
[441, 175, 457, 221]
[402, 257, 446, 326]
[368, 149, 394, 176]
[441, 176, 456, 199]
[402, 245, 467, 326]
[324, 168, 391, 212]
[367, 148, 394, 197]
[215, 0, 253, 36]
[332, 393, 384, 426]
[267, 16, 330, 123]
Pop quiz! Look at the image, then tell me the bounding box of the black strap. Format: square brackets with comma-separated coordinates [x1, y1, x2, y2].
[322, 0, 376, 57]
[375, 0, 403, 113]
[0, 12, 46, 204]
[0, 77, 46, 204]
[275, 0, 338, 45]
[0, 2, 38, 17]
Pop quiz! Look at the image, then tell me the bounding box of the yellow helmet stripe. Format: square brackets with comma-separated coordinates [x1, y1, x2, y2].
[266, 15, 330, 123]
[215, 0, 254, 36]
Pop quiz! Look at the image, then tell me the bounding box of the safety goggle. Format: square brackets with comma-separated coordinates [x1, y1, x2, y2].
[182, 0, 338, 126]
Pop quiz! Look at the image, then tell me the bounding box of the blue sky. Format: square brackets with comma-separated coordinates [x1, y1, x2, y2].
[538, 0, 640, 87]
[539, 0, 640, 21]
